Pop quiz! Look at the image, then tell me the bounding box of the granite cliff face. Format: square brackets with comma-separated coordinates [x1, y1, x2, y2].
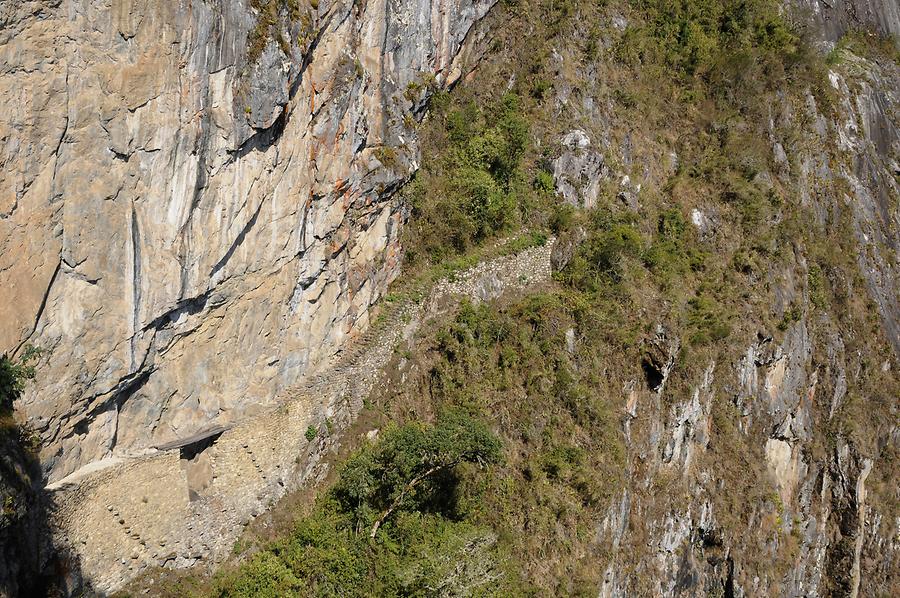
[794, 0, 900, 46]
[0, 0, 492, 483]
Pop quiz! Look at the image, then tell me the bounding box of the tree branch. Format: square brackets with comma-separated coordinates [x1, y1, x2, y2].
[369, 460, 458, 539]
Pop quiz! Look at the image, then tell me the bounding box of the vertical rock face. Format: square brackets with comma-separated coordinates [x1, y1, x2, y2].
[0, 0, 494, 482]
[602, 322, 897, 596]
[823, 54, 900, 353]
[793, 0, 900, 46]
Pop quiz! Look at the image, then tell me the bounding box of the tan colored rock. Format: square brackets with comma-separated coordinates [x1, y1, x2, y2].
[0, 0, 495, 482]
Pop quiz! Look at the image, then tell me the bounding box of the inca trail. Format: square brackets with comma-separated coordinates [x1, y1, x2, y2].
[45, 240, 553, 594]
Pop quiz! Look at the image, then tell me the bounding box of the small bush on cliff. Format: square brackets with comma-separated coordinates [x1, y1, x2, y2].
[247, 0, 307, 63]
[0, 346, 41, 415]
[555, 209, 643, 292]
[643, 208, 706, 286]
[686, 294, 732, 344]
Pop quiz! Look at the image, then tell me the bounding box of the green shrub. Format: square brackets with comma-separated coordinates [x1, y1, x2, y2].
[452, 166, 509, 238]
[620, 0, 800, 78]
[0, 346, 41, 414]
[274, 512, 370, 595]
[216, 552, 301, 598]
[560, 219, 643, 291]
[533, 170, 556, 194]
[333, 409, 501, 537]
[305, 425, 317, 442]
[658, 208, 686, 240]
[686, 294, 732, 344]
[211, 414, 507, 596]
[549, 202, 575, 233]
[403, 93, 530, 265]
[778, 304, 803, 331]
[427, 89, 451, 114]
[530, 78, 552, 99]
[541, 444, 584, 481]
[643, 208, 705, 285]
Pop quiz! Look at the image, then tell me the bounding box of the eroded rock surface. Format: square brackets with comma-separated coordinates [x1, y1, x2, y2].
[0, 0, 494, 482]
[794, 0, 900, 46]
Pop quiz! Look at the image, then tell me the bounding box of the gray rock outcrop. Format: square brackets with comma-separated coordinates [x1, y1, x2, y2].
[793, 0, 900, 47]
[553, 130, 611, 208]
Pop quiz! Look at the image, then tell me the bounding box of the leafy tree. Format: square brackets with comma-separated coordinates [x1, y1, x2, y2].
[211, 413, 506, 597]
[332, 409, 502, 538]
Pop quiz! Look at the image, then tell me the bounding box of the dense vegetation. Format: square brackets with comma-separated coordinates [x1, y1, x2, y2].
[203, 412, 508, 597]
[402, 93, 534, 264]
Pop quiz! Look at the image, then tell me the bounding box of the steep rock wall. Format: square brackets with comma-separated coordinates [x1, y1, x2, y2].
[0, 0, 493, 482]
[794, 0, 900, 46]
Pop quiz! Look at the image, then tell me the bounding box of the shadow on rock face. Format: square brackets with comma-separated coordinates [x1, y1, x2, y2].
[0, 423, 93, 597]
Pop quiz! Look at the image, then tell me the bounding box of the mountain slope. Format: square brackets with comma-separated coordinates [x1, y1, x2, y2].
[1, 0, 898, 595]
[111, 0, 899, 596]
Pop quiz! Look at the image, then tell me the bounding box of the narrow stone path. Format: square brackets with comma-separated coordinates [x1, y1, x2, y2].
[47, 240, 554, 593]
